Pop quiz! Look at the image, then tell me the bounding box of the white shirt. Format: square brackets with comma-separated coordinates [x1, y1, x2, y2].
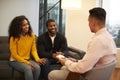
[50, 35, 56, 47]
[65, 28, 117, 73]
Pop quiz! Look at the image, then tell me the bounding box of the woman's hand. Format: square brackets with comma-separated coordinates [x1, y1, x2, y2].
[28, 62, 34, 72]
[37, 58, 46, 65]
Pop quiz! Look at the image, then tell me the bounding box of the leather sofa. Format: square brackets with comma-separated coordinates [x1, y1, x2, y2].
[0, 36, 24, 80]
[0, 36, 85, 80]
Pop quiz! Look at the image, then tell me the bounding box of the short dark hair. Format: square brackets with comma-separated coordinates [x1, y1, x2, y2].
[46, 19, 55, 27]
[89, 7, 106, 24]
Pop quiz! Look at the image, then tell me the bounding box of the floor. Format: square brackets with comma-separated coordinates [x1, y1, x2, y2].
[110, 68, 120, 80]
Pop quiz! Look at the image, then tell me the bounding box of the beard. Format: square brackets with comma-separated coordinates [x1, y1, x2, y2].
[48, 28, 57, 36]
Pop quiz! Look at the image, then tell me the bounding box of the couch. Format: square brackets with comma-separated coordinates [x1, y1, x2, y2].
[0, 36, 85, 80]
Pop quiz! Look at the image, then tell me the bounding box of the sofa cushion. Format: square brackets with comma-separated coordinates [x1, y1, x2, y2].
[13, 70, 24, 79]
[0, 53, 10, 60]
[0, 61, 13, 78]
[0, 36, 9, 43]
[0, 43, 10, 53]
[0, 36, 10, 60]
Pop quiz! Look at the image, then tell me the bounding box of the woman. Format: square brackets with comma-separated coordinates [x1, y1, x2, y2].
[8, 15, 46, 80]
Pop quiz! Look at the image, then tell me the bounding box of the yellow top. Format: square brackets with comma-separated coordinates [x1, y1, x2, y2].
[9, 33, 40, 65]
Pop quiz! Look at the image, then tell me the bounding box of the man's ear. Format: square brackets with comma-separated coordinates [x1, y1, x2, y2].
[91, 20, 95, 27]
[92, 18, 97, 27]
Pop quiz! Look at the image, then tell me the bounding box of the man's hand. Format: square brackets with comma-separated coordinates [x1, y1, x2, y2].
[56, 55, 65, 59]
[52, 53, 59, 59]
[58, 57, 77, 65]
[52, 52, 64, 59]
[58, 58, 67, 65]
[68, 57, 77, 62]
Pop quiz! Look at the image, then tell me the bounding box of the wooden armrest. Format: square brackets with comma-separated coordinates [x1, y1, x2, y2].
[66, 71, 87, 80]
[66, 72, 80, 80]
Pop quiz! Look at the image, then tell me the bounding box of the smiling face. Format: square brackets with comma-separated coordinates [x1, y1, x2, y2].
[21, 19, 29, 35]
[47, 21, 57, 36]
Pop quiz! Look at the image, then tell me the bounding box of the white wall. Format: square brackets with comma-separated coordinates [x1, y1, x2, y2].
[65, 0, 96, 51]
[0, 0, 39, 36]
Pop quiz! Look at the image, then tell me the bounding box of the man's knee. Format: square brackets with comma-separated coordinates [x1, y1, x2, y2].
[48, 70, 55, 80]
[48, 69, 69, 80]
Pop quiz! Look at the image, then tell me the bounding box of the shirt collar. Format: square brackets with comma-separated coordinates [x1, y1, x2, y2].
[95, 27, 106, 35]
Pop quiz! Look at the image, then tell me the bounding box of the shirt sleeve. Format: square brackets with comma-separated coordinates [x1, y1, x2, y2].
[65, 38, 104, 73]
[31, 34, 40, 62]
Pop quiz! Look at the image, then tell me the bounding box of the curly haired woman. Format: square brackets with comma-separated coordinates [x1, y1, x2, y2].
[8, 15, 46, 80]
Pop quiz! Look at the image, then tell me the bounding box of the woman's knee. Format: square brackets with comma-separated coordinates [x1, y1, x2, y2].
[34, 64, 41, 71]
[29, 60, 41, 71]
[24, 65, 32, 71]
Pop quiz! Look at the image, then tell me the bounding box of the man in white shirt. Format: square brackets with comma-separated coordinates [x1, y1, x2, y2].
[48, 7, 117, 80]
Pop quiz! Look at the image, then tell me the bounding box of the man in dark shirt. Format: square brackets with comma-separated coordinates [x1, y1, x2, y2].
[37, 19, 69, 80]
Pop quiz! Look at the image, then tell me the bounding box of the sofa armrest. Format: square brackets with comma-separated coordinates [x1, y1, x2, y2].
[68, 46, 86, 59]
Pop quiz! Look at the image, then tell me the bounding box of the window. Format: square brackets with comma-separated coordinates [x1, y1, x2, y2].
[101, 0, 120, 48]
[39, 0, 66, 35]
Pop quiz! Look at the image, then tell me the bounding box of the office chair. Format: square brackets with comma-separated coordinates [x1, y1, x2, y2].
[66, 60, 117, 80]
